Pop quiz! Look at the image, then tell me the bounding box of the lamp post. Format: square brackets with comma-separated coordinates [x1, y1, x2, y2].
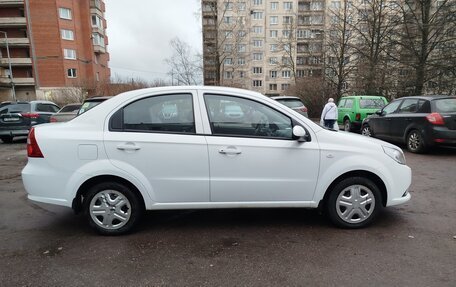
[0, 31, 17, 102]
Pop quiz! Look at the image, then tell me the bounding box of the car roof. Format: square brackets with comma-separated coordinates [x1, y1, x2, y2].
[393, 95, 455, 101]
[29, 100, 58, 104]
[341, 95, 386, 99]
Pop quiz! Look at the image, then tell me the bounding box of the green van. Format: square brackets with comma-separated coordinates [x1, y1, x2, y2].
[337, 95, 388, 132]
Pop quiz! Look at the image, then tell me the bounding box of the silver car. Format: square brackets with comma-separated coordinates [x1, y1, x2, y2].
[271, 96, 308, 117]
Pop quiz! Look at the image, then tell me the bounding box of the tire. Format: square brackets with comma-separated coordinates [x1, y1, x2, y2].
[327, 177, 382, 229]
[344, 119, 351, 132]
[83, 182, 144, 235]
[1, 136, 13, 143]
[361, 125, 372, 137]
[406, 130, 426, 153]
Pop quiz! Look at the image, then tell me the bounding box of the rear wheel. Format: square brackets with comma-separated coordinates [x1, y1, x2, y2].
[0, 136, 13, 143]
[84, 182, 144, 235]
[344, 119, 351, 132]
[406, 130, 426, 153]
[327, 177, 382, 228]
[361, 125, 372, 137]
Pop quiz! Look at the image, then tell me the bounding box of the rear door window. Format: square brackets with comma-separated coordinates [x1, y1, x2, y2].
[345, 99, 354, 108]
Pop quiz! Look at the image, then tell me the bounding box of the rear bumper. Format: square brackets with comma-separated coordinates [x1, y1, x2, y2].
[0, 129, 29, 137]
[425, 126, 456, 147]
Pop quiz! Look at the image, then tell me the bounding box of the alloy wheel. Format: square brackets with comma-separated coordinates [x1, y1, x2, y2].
[361, 126, 372, 137]
[89, 190, 131, 230]
[408, 131, 421, 152]
[336, 185, 375, 224]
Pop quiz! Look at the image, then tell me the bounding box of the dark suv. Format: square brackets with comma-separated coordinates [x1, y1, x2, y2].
[0, 101, 60, 143]
[361, 96, 456, 153]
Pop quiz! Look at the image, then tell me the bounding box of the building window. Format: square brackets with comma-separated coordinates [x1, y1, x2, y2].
[253, 53, 263, 60]
[240, 71, 245, 78]
[223, 16, 232, 24]
[282, 70, 291, 78]
[283, 2, 293, 10]
[269, 84, 277, 91]
[96, 72, 100, 81]
[253, 26, 263, 34]
[238, 30, 247, 38]
[224, 44, 233, 52]
[238, 58, 246, 65]
[237, 44, 246, 53]
[283, 16, 293, 24]
[59, 8, 72, 20]
[238, 2, 246, 10]
[224, 71, 234, 79]
[270, 30, 278, 38]
[282, 30, 291, 37]
[281, 83, 290, 90]
[224, 58, 233, 65]
[253, 80, 263, 87]
[61, 29, 74, 40]
[270, 2, 278, 10]
[269, 57, 278, 65]
[67, 68, 77, 78]
[253, 0, 263, 5]
[92, 33, 105, 47]
[224, 2, 233, 10]
[63, 48, 76, 60]
[252, 12, 263, 20]
[270, 44, 279, 51]
[253, 40, 263, 47]
[331, 1, 341, 9]
[270, 16, 278, 25]
[270, 70, 277, 78]
[91, 15, 103, 29]
[225, 31, 233, 38]
[253, 67, 263, 74]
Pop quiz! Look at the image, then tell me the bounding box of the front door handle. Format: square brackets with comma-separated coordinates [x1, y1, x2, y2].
[117, 143, 141, 151]
[218, 147, 242, 155]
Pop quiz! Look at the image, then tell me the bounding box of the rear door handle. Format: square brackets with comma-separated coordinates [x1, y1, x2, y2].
[117, 143, 141, 151]
[218, 147, 242, 155]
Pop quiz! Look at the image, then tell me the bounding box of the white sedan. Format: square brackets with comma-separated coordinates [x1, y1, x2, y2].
[22, 86, 411, 235]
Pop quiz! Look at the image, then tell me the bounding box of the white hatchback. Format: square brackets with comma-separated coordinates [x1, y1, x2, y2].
[22, 86, 411, 235]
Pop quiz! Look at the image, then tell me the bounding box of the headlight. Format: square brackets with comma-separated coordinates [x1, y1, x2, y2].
[382, 146, 406, 165]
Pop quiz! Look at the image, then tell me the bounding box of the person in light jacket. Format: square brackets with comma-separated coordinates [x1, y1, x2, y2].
[320, 98, 338, 129]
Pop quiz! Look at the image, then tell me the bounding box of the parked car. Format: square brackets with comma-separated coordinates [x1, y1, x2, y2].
[0, 101, 60, 143]
[77, 96, 110, 115]
[22, 86, 411, 235]
[361, 96, 456, 153]
[271, 96, 308, 117]
[338, 96, 388, 132]
[50, 103, 82, 123]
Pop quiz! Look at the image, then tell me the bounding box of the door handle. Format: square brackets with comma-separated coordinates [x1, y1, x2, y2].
[117, 143, 141, 151]
[218, 147, 242, 155]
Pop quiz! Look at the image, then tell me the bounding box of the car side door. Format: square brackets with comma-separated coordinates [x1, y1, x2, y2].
[103, 91, 210, 203]
[200, 92, 320, 202]
[389, 99, 420, 140]
[372, 99, 402, 139]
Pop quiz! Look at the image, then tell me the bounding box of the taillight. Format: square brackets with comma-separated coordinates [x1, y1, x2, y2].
[21, 113, 39, 119]
[355, 113, 361, 121]
[300, 107, 308, 113]
[50, 117, 57, 123]
[426, 113, 444, 125]
[27, 128, 44, 158]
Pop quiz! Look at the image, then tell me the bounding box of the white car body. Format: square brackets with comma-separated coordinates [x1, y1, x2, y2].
[22, 86, 411, 232]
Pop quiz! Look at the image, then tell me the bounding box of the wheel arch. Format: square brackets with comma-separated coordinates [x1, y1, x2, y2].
[72, 175, 146, 214]
[318, 170, 387, 210]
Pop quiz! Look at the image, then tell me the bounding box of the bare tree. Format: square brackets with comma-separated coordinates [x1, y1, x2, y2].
[325, 1, 358, 99]
[165, 38, 202, 85]
[389, 0, 456, 95]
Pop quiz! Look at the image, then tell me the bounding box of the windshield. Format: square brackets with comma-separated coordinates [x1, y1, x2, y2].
[434, 98, 456, 113]
[277, 99, 304, 108]
[359, 99, 385, 109]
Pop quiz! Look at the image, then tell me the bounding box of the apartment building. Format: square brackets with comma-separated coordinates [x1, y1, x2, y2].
[0, 0, 110, 102]
[202, 0, 325, 96]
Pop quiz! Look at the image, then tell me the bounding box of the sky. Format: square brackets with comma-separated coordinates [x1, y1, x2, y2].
[104, 1, 202, 83]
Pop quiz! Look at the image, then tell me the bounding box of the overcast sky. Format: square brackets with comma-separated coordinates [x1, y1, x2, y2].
[104, 1, 202, 83]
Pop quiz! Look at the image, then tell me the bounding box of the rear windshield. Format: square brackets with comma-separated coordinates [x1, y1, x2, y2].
[277, 99, 304, 108]
[78, 100, 104, 115]
[0, 103, 30, 114]
[434, 98, 456, 113]
[359, 99, 385, 109]
[36, 103, 60, 113]
[60, 105, 81, 113]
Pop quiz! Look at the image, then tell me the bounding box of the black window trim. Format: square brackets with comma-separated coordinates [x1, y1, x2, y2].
[202, 93, 311, 141]
[109, 93, 197, 136]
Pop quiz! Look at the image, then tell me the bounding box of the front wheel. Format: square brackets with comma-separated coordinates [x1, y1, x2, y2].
[406, 130, 426, 153]
[327, 177, 382, 228]
[84, 182, 144, 235]
[361, 125, 372, 137]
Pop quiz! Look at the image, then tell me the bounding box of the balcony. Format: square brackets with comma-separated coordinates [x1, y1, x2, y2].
[0, 37, 29, 47]
[0, 77, 35, 86]
[90, 0, 104, 12]
[0, 57, 32, 67]
[0, 0, 24, 7]
[93, 44, 106, 54]
[0, 17, 27, 27]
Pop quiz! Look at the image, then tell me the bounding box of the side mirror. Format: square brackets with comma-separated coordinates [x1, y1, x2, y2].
[375, 110, 383, 116]
[292, 125, 307, 141]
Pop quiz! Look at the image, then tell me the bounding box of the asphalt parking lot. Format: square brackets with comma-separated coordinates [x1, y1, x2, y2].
[0, 138, 455, 286]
